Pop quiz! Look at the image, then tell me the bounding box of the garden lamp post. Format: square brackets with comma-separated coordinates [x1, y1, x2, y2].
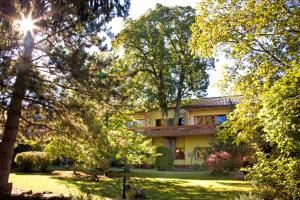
[121, 157, 127, 199]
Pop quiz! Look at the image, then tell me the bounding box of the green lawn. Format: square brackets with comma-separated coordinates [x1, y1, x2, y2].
[9, 169, 253, 199]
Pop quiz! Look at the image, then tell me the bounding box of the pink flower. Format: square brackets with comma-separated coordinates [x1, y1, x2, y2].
[206, 151, 231, 169]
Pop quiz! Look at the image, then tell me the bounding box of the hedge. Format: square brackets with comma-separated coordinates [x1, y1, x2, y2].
[14, 151, 51, 172]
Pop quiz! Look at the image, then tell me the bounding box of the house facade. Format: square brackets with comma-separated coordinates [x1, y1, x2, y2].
[132, 97, 237, 167]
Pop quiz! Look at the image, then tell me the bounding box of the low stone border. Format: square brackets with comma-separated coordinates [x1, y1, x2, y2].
[1, 190, 71, 200]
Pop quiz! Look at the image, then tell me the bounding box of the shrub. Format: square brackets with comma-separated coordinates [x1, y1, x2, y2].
[154, 146, 173, 171]
[192, 164, 201, 171]
[34, 152, 51, 172]
[206, 151, 231, 174]
[228, 192, 263, 200]
[14, 152, 36, 172]
[245, 151, 300, 199]
[14, 151, 51, 172]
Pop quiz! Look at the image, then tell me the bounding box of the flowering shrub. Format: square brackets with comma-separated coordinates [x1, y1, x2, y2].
[206, 151, 231, 173]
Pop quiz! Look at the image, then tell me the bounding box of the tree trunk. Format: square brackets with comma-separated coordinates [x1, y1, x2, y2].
[158, 72, 168, 120]
[174, 71, 184, 125]
[0, 32, 34, 193]
[73, 161, 77, 175]
[174, 98, 181, 125]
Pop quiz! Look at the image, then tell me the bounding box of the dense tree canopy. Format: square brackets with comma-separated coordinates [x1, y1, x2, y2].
[191, 0, 299, 198]
[45, 96, 153, 174]
[114, 4, 211, 122]
[0, 0, 131, 193]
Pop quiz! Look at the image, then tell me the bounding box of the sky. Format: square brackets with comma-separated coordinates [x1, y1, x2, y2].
[110, 0, 228, 97]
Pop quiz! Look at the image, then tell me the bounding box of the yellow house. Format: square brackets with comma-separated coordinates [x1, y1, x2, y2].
[132, 97, 237, 167]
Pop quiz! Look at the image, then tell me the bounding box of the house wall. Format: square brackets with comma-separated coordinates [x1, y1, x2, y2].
[151, 135, 215, 166]
[133, 106, 231, 167]
[184, 135, 215, 166]
[152, 137, 164, 147]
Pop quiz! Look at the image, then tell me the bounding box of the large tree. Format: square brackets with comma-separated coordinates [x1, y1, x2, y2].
[0, 0, 130, 193]
[114, 4, 211, 124]
[191, 0, 299, 198]
[45, 96, 153, 175]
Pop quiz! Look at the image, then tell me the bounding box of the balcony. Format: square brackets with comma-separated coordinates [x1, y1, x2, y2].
[131, 125, 217, 137]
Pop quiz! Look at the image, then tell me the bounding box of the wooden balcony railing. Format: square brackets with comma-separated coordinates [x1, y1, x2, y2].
[130, 124, 217, 137]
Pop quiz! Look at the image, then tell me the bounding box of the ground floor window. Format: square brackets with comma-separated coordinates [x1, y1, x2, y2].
[175, 147, 185, 160]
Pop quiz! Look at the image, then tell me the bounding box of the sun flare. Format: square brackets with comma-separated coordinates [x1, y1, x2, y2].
[15, 15, 38, 34]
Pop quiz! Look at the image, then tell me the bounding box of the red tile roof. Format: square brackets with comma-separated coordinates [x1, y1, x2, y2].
[183, 96, 239, 109]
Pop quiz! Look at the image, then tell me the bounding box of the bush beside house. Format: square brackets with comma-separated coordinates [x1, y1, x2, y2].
[155, 146, 173, 171]
[206, 151, 231, 174]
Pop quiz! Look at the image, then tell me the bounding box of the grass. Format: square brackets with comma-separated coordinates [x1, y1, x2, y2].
[9, 169, 253, 199]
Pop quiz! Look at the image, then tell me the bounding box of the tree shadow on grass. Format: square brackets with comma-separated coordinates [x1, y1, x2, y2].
[51, 176, 251, 200]
[128, 170, 233, 181]
[216, 181, 253, 187]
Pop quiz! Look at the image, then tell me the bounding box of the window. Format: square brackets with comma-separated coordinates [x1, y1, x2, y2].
[135, 119, 145, 127]
[194, 116, 216, 125]
[178, 118, 184, 125]
[175, 148, 185, 160]
[217, 115, 227, 124]
[128, 119, 144, 128]
[194, 115, 227, 125]
[155, 119, 162, 127]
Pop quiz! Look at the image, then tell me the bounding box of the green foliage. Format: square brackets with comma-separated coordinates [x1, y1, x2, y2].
[191, 0, 299, 198]
[228, 192, 263, 200]
[14, 144, 34, 155]
[244, 68, 300, 198]
[14, 151, 50, 172]
[45, 97, 154, 171]
[206, 151, 231, 174]
[209, 140, 253, 170]
[0, 0, 131, 142]
[34, 152, 51, 172]
[10, 170, 253, 199]
[114, 4, 210, 118]
[154, 146, 173, 171]
[0, 0, 132, 189]
[192, 164, 201, 171]
[246, 151, 300, 199]
[15, 152, 36, 172]
[23, 140, 43, 151]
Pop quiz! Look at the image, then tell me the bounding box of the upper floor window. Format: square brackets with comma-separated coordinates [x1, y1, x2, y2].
[129, 119, 145, 128]
[194, 115, 227, 126]
[194, 115, 216, 125]
[216, 115, 227, 124]
[178, 118, 184, 126]
[156, 119, 162, 127]
[155, 118, 185, 127]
